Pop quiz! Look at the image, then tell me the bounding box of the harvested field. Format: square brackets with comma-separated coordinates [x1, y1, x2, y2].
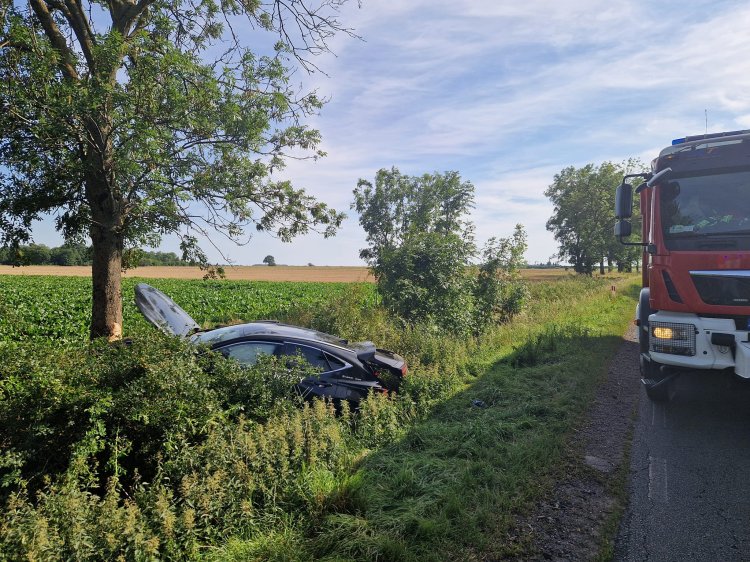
[0, 264, 375, 283]
[520, 268, 575, 282]
[0, 265, 576, 283]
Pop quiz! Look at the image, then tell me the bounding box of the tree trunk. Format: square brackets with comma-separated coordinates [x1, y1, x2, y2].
[90, 221, 123, 340]
[599, 259, 605, 275]
[85, 116, 123, 340]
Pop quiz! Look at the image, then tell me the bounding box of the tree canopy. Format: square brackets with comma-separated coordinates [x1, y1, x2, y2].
[0, 0, 353, 338]
[353, 167, 528, 334]
[353, 168, 477, 332]
[545, 160, 644, 274]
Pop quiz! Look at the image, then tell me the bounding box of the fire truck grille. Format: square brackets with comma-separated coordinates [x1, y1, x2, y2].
[691, 273, 750, 307]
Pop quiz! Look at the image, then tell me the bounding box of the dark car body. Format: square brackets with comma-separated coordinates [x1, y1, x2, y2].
[134, 283, 407, 403]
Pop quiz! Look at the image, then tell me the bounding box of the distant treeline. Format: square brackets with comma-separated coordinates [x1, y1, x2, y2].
[0, 244, 188, 267]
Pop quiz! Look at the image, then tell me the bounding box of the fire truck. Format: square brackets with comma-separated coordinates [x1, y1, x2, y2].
[615, 130, 750, 401]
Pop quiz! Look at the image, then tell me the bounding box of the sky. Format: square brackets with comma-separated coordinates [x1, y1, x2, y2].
[29, 0, 750, 266]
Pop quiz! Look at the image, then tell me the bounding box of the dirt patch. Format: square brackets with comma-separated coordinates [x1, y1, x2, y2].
[503, 324, 641, 561]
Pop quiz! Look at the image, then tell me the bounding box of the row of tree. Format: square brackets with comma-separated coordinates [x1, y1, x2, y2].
[0, 244, 186, 267]
[545, 160, 645, 275]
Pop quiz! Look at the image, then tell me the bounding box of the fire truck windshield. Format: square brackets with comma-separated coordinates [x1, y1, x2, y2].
[659, 169, 750, 249]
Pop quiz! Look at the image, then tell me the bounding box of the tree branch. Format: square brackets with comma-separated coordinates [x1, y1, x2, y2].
[62, 0, 97, 71]
[28, 0, 80, 80]
[111, 0, 157, 36]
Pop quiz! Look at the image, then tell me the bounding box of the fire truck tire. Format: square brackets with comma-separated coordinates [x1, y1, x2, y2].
[637, 290, 670, 400]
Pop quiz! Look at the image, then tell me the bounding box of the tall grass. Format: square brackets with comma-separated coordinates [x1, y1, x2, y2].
[0, 274, 638, 560]
[298, 276, 638, 561]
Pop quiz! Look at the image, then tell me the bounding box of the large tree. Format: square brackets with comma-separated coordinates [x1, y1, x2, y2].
[0, 0, 351, 338]
[545, 160, 644, 274]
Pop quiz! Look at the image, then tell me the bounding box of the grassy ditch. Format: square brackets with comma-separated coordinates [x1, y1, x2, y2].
[299, 278, 639, 561]
[0, 274, 638, 560]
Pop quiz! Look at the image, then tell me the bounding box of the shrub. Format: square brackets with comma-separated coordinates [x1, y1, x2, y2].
[473, 225, 529, 332]
[0, 335, 312, 497]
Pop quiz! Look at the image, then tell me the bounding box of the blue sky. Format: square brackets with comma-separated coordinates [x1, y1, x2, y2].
[31, 0, 750, 265]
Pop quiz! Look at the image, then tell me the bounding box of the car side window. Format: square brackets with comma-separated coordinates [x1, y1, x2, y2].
[325, 353, 346, 371]
[286, 343, 331, 371]
[218, 342, 282, 365]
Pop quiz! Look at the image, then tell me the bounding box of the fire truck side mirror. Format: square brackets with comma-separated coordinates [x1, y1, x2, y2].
[614, 220, 632, 238]
[615, 182, 633, 219]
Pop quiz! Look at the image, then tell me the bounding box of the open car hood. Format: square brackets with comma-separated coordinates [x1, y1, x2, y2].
[134, 283, 201, 337]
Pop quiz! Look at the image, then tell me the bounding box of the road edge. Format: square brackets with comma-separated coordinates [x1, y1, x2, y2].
[504, 323, 642, 561]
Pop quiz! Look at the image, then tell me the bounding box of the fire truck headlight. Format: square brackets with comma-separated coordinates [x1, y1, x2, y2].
[652, 326, 673, 339]
[649, 322, 696, 356]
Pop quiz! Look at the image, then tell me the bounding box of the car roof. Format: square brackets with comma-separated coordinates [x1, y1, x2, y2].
[189, 321, 351, 348]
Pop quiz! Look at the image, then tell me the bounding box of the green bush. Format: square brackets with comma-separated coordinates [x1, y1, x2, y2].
[0, 335, 312, 497]
[0, 401, 350, 561]
[473, 226, 529, 332]
[378, 231, 477, 335]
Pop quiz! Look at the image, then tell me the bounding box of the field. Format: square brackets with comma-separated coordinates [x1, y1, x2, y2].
[0, 264, 574, 283]
[0, 264, 376, 282]
[0, 275, 375, 341]
[0, 273, 639, 560]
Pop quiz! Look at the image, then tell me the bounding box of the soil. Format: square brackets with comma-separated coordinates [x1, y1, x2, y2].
[503, 324, 641, 561]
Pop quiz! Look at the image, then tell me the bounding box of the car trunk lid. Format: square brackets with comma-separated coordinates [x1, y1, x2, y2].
[134, 283, 201, 337]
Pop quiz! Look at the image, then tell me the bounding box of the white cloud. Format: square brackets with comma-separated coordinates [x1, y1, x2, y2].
[28, 0, 750, 267]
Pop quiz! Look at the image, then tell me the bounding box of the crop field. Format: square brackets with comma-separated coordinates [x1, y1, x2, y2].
[0, 272, 639, 560]
[0, 275, 375, 342]
[0, 264, 376, 282]
[0, 264, 577, 283]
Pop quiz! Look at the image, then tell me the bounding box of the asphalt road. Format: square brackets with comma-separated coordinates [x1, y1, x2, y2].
[615, 369, 750, 561]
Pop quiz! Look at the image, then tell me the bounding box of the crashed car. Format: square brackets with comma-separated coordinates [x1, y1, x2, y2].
[134, 283, 407, 404]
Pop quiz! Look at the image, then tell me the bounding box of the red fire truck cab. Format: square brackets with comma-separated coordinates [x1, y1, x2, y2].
[615, 130, 750, 401]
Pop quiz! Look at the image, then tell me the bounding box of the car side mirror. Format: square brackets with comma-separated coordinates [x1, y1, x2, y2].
[615, 182, 633, 219]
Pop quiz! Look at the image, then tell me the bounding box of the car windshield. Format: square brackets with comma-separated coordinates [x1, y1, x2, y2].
[660, 170, 750, 243]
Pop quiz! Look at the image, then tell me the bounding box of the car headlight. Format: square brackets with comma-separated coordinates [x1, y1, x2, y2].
[650, 321, 696, 356]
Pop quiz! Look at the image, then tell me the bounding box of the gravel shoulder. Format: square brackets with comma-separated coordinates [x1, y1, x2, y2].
[505, 324, 641, 561]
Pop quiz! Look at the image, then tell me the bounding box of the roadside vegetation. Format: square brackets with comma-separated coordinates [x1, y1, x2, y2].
[0, 273, 637, 560]
[353, 168, 528, 336]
